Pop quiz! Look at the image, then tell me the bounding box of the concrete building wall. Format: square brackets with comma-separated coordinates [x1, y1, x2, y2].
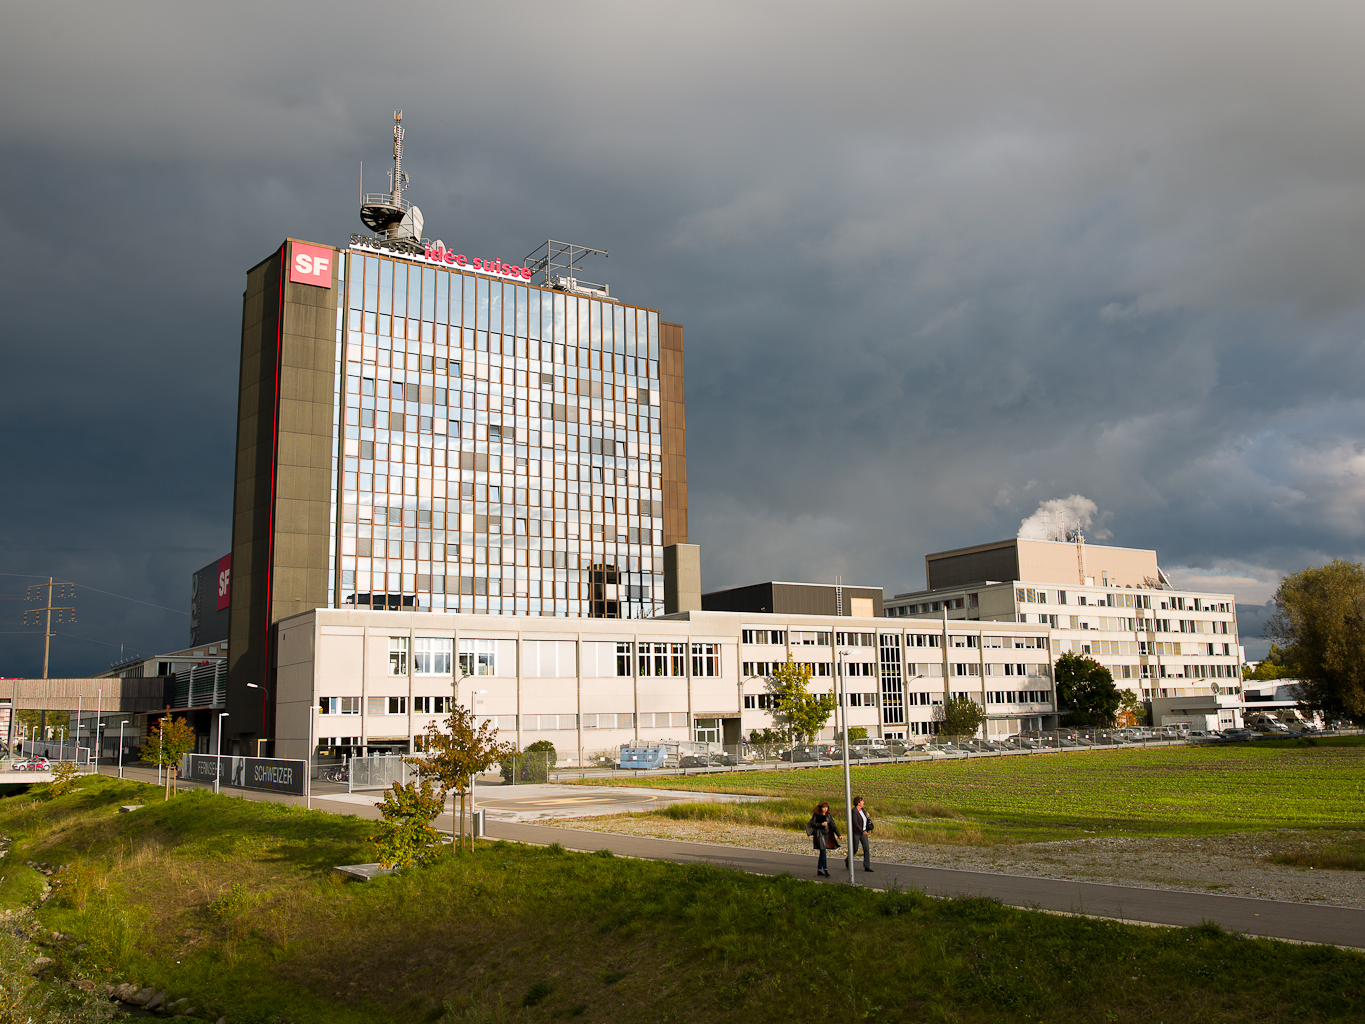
[1016, 539, 1159, 589]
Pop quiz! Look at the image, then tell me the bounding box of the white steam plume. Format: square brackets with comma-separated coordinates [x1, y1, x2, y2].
[1017, 495, 1103, 542]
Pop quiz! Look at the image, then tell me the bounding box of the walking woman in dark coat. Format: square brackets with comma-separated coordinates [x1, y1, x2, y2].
[807, 800, 841, 877]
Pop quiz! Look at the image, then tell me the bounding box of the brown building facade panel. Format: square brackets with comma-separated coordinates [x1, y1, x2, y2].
[228, 241, 339, 745]
[660, 321, 688, 546]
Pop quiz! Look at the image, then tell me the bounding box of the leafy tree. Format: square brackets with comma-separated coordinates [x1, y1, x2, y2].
[369, 779, 445, 869]
[1054, 653, 1122, 727]
[408, 705, 516, 854]
[1243, 644, 1300, 681]
[139, 716, 197, 801]
[845, 727, 868, 742]
[1265, 560, 1365, 725]
[936, 694, 986, 741]
[767, 656, 838, 742]
[1115, 688, 1146, 728]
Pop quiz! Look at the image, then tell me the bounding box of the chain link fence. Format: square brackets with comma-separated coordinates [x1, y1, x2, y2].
[347, 753, 410, 791]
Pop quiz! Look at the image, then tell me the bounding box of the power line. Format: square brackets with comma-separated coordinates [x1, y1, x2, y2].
[0, 572, 188, 616]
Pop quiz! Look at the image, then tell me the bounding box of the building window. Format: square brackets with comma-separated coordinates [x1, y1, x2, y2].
[413, 696, 454, 714]
[741, 630, 786, 645]
[459, 638, 496, 676]
[616, 642, 632, 677]
[790, 630, 831, 645]
[319, 697, 360, 715]
[414, 637, 453, 675]
[389, 637, 409, 676]
[744, 694, 777, 709]
[835, 632, 875, 647]
[692, 643, 720, 677]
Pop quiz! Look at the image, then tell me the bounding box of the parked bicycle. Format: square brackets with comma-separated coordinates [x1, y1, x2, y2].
[319, 766, 349, 783]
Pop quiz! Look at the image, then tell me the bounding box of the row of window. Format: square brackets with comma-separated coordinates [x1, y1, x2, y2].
[985, 690, 1051, 704]
[383, 638, 721, 678]
[348, 254, 660, 354]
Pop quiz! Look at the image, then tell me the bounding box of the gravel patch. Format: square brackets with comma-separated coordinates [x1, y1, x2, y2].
[544, 816, 1365, 908]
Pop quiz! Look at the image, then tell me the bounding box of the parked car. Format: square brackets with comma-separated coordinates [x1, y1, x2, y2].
[12, 758, 51, 772]
[849, 738, 891, 758]
[679, 754, 711, 768]
[717, 752, 746, 766]
[791, 744, 836, 762]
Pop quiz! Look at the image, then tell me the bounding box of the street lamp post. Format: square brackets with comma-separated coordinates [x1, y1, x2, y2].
[837, 649, 856, 886]
[118, 721, 129, 779]
[215, 713, 229, 795]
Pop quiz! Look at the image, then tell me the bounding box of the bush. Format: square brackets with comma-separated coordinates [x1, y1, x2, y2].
[368, 779, 445, 868]
[500, 740, 557, 784]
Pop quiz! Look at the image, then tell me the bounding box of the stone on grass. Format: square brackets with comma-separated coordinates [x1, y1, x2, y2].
[129, 986, 157, 1005]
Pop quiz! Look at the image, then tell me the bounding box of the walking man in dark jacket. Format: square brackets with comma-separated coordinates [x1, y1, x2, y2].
[846, 795, 873, 872]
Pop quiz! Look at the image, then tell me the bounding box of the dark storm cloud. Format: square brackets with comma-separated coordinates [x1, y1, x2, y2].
[4, 1, 1365, 672]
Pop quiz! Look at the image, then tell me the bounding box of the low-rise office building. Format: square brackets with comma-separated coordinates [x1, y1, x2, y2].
[885, 537, 1244, 729]
[271, 607, 1055, 762]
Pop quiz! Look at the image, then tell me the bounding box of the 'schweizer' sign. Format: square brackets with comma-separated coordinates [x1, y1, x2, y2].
[183, 754, 306, 797]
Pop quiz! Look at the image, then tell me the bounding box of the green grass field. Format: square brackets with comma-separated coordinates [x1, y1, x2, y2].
[585, 736, 1365, 845]
[1, 774, 1362, 1023]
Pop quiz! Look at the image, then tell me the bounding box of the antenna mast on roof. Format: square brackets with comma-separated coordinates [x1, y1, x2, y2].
[359, 110, 424, 254]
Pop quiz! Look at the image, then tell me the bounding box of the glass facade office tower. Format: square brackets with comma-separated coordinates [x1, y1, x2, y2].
[226, 238, 687, 749]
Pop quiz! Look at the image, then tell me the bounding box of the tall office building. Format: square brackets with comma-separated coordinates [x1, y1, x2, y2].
[226, 236, 687, 750]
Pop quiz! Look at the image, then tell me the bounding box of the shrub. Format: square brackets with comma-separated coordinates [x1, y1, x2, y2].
[500, 740, 557, 784]
[369, 779, 445, 869]
[46, 761, 80, 799]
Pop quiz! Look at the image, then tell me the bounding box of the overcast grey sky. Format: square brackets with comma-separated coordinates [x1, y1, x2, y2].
[5, 0, 1364, 671]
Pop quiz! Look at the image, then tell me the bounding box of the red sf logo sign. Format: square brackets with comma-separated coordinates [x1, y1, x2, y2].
[290, 243, 333, 287]
[216, 554, 232, 611]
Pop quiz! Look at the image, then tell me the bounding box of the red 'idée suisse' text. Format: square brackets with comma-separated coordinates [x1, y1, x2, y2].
[424, 243, 533, 280]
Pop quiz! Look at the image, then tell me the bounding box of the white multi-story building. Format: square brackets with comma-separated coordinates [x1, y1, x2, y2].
[885, 537, 1244, 730]
[272, 606, 1054, 761]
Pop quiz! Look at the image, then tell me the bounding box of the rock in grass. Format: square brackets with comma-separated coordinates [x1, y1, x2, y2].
[129, 986, 157, 1005]
[144, 990, 168, 1010]
[29, 956, 54, 971]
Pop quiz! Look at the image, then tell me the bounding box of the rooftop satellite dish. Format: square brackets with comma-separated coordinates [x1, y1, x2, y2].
[397, 205, 424, 241]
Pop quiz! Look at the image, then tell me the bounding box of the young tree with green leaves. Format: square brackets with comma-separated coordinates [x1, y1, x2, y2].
[936, 694, 986, 741]
[1115, 688, 1146, 728]
[747, 727, 789, 761]
[1265, 560, 1365, 725]
[139, 715, 197, 801]
[767, 656, 838, 743]
[1054, 653, 1122, 727]
[369, 779, 445, 869]
[1243, 643, 1300, 681]
[407, 704, 516, 854]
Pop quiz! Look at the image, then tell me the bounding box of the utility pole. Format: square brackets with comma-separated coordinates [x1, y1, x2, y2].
[13, 580, 76, 762]
[25, 578, 76, 679]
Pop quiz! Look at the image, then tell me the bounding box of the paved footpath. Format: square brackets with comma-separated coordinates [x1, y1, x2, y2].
[101, 766, 1365, 949]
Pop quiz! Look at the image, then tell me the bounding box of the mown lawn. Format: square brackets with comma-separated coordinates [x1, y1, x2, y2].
[1, 774, 1363, 1024]
[581, 736, 1365, 844]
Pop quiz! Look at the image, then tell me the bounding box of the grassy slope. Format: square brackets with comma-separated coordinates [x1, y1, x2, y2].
[0, 775, 1362, 1024]
[583, 737, 1365, 844]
